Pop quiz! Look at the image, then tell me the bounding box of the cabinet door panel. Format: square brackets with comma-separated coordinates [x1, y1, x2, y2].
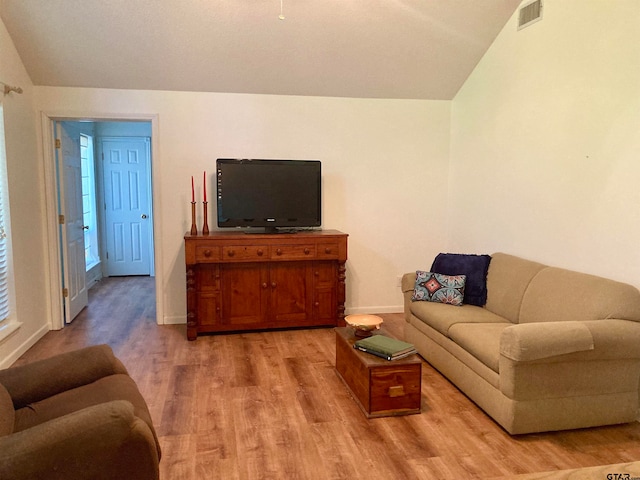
[270, 263, 312, 324]
[313, 262, 337, 323]
[196, 264, 219, 291]
[197, 292, 221, 326]
[220, 263, 269, 326]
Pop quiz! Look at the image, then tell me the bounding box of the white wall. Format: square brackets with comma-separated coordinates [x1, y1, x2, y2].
[34, 88, 451, 325]
[450, 0, 640, 289]
[0, 19, 50, 367]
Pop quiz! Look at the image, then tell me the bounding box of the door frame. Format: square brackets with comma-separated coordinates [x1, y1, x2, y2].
[39, 112, 163, 331]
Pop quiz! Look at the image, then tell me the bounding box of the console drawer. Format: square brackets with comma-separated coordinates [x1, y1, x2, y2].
[195, 245, 221, 262]
[222, 245, 269, 261]
[271, 244, 316, 260]
[316, 242, 340, 259]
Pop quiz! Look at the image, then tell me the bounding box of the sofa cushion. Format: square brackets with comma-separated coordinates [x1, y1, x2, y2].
[407, 317, 501, 389]
[485, 253, 547, 323]
[431, 253, 491, 306]
[410, 300, 511, 337]
[448, 323, 511, 373]
[412, 271, 466, 306]
[0, 383, 14, 436]
[519, 268, 640, 324]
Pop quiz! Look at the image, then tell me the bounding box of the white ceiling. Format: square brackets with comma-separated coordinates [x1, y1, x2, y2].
[0, 0, 521, 100]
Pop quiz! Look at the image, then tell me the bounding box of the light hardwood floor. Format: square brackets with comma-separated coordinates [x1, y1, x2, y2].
[14, 277, 640, 479]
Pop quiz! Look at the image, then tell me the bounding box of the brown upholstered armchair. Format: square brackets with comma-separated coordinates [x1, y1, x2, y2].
[0, 344, 161, 480]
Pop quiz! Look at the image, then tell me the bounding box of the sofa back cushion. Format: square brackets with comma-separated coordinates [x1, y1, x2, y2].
[0, 382, 14, 436]
[519, 267, 640, 323]
[485, 253, 546, 323]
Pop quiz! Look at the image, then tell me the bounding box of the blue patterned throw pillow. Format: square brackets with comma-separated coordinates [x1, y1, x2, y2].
[412, 271, 466, 306]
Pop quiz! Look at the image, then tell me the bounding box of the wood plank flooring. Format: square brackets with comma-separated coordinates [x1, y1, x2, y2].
[13, 276, 640, 479]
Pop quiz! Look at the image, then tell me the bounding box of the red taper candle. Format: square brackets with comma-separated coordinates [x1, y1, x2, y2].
[203, 171, 207, 202]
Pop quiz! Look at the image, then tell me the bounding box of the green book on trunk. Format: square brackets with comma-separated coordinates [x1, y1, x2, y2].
[354, 335, 415, 357]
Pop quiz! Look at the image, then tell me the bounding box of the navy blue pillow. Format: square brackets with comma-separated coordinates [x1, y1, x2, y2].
[430, 253, 491, 306]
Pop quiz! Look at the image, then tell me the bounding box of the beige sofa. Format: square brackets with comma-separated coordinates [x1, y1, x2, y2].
[402, 252, 640, 435]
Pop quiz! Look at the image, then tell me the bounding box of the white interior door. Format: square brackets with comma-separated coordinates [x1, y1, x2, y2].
[56, 122, 89, 323]
[101, 137, 152, 276]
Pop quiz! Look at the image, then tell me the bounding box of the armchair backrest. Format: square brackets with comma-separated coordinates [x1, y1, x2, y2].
[0, 383, 14, 436]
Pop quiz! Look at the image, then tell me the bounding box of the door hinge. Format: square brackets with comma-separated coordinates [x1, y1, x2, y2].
[55, 139, 61, 149]
[58, 214, 65, 225]
[62, 287, 69, 298]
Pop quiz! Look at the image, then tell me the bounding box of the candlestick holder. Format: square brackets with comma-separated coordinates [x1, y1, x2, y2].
[190, 202, 197, 235]
[202, 201, 210, 235]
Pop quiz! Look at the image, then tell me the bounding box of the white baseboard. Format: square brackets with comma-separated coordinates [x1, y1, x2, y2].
[345, 305, 403, 315]
[161, 307, 402, 325]
[0, 324, 49, 369]
[163, 315, 186, 325]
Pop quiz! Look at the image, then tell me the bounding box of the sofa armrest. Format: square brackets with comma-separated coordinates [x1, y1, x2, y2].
[500, 321, 594, 361]
[402, 273, 417, 322]
[0, 400, 159, 480]
[499, 320, 640, 403]
[500, 319, 640, 362]
[0, 345, 128, 408]
[401, 272, 416, 294]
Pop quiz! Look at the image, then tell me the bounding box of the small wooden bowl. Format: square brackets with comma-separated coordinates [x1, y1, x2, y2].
[344, 314, 383, 337]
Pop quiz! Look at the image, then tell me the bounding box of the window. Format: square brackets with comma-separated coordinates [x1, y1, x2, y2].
[80, 134, 99, 270]
[0, 102, 19, 339]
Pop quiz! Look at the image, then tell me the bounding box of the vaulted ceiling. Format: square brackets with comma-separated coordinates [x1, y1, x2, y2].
[0, 0, 521, 100]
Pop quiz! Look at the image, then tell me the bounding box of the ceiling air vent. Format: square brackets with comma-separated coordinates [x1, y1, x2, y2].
[518, 0, 543, 30]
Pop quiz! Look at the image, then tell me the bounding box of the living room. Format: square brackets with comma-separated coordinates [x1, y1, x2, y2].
[0, 1, 639, 477]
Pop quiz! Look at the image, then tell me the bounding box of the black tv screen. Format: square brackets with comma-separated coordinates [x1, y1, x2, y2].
[216, 159, 321, 232]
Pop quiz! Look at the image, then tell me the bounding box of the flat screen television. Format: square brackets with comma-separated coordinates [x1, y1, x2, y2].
[216, 158, 321, 233]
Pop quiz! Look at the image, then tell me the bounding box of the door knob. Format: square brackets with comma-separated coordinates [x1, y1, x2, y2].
[82, 225, 89, 230]
[141, 214, 148, 219]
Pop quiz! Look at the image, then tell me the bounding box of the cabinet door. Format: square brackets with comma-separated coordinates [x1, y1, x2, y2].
[269, 263, 313, 325]
[313, 262, 337, 324]
[196, 265, 221, 327]
[220, 263, 269, 327]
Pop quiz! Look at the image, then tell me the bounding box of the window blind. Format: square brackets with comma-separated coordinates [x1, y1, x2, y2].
[0, 105, 12, 322]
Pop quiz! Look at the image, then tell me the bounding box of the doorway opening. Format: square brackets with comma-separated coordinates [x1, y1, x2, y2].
[42, 115, 161, 330]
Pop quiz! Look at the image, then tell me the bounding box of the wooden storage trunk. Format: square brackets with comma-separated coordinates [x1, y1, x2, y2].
[335, 327, 422, 418]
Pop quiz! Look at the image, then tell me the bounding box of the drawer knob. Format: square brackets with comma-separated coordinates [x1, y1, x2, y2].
[257, 248, 264, 256]
[227, 250, 235, 257]
[314, 301, 320, 307]
[203, 249, 212, 257]
[325, 247, 332, 254]
[314, 271, 319, 276]
[304, 248, 310, 255]
[271, 282, 277, 288]
[276, 248, 282, 256]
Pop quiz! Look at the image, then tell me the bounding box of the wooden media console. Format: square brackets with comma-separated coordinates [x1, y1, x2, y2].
[184, 230, 348, 340]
